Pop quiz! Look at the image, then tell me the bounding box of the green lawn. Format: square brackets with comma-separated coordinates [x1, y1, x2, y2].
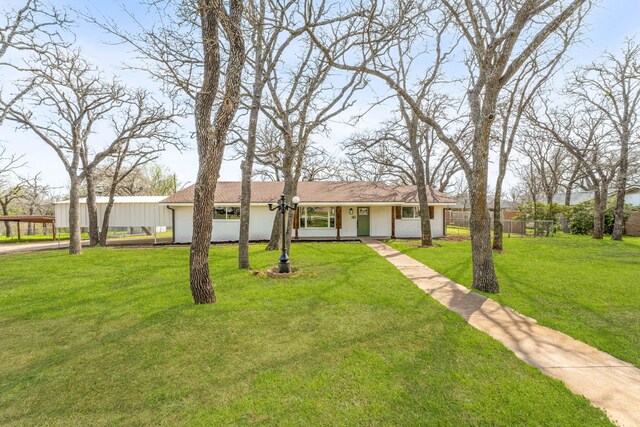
[0, 233, 65, 243]
[388, 234, 640, 368]
[0, 243, 609, 425]
[0, 231, 171, 244]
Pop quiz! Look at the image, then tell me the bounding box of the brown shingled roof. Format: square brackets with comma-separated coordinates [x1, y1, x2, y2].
[161, 181, 455, 205]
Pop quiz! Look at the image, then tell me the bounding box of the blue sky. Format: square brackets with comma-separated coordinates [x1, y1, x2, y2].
[2, 0, 639, 193]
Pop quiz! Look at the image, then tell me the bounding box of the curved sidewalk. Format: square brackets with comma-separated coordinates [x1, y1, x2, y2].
[363, 238, 640, 427]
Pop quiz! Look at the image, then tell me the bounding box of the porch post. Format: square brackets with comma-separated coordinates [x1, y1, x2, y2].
[443, 208, 448, 237]
[336, 206, 342, 240]
[391, 206, 395, 239]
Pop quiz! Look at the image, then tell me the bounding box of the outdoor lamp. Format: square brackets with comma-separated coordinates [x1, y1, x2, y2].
[268, 194, 300, 273]
[349, 208, 353, 215]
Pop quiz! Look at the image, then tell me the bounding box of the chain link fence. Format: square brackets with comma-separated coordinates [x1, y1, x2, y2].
[446, 211, 557, 238]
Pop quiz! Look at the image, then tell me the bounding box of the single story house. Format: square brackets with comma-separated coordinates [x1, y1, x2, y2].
[160, 181, 456, 243]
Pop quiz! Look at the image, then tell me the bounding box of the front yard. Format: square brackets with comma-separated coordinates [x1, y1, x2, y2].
[388, 234, 640, 368]
[0, 243, 609, 425]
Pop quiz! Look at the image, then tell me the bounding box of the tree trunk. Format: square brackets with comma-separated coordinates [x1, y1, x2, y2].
[189, 0, 245, 304]
[469, 186, 499, 293]
[1, 202, 11, 238]
[99, 184, 118, 246]
[190, 158, 219, 304]
[68, 175, 83, 254]
[99, 200, 114, 245]
[266, 174, 296, 251]
[85, 171, 100, 246]
[266, 208, 282, 251]
[612, 131, 629, 241]
[27, 207, 34, 235]
[468, 86, 499, 293]
[238, 160, 254, 268]
[546, 193, 554, 220]
[532, 191, 538, 236]
[592, 184, 603, 239]
[406, 115, 432, 247]
[417, 184, 433, 247]
[266, 134, 296, 251]
[238, 1, 266, 269]
[492, 194, 503, 251]
[563, 185, 573, 233]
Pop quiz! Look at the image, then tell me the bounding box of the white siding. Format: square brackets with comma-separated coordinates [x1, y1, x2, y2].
[370, 206, 392, 237]
[341, 206, 358, 237]
[394, 206, 446, 238]
[247, 206, 277, 240]
[432, 206, 445, 237]
[54, 198, 172, 228]
[171, 205, 277, 243]
[395, 218, 421, 238]
[171, 204, 448, 243]
[173, 206, 194, 243]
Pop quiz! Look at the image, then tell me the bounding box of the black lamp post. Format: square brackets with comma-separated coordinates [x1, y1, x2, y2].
[268, 193, 300, 273]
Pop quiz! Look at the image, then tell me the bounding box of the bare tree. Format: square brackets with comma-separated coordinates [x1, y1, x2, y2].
[516, 158, 544, 221]
[82, 90, 182, 246]
[308, 0, 592, 292]
[91, 163, 180, 197]
[2, 49, 180, 249]
[0, 146, 24, 237]
[1, 49, 136, 253]
[188, 0, 245, 302]
[491, 14, 583, 250]
[567, 40, 640, 240]
[260, 25, 365, 251]
[527, 102, 618, 239]
[516, 131, 568, 217]
[344, 108, 467, 246]
[0, 0, 69, 125]
[18, 173, 51, 235]
[234, 0, 332, 269]
[246, 123, 340, 182]
[300, 146, 341, 181]
[558, 157, 585, 232]
[116, 163, 180, 196]
[0, 0, 68, 59]
[94, 0, 246, 303]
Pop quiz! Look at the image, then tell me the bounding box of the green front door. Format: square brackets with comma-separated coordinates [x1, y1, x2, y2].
[357, 207, 370, 236]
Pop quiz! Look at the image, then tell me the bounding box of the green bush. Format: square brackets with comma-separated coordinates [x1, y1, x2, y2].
[568, 198, 638, 235]
[514, 201, 566, 222]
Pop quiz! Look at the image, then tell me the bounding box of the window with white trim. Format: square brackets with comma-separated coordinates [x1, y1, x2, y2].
[299, 207, 335, 228]
[214, 207, 241, 220]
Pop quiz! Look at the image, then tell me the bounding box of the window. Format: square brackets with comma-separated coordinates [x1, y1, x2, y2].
[214, 207, 241, 220]
[299, 207, 335, 228]
[402, 206, 420, 219]
[401, 206, 435, 219]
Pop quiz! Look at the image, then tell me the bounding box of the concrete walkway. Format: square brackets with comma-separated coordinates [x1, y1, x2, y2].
[0, 237, 172, 255]
[0, 240, 68, 254]
[363, 238, 640, 427]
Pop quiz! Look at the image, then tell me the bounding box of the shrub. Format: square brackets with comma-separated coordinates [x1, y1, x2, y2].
[568, 198, 638, 235]
[514, 201, 566, 222]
